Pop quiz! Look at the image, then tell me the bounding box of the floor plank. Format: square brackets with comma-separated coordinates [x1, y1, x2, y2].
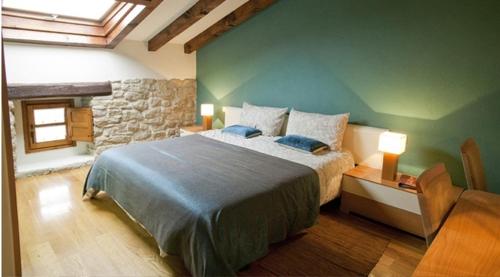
[16, 167, 425, 276]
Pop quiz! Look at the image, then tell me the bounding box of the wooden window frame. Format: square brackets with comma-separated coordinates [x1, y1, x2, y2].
[22, 99, 76, 153]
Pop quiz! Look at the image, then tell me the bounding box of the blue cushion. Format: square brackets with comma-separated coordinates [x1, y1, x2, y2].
[275, 135, 330, 154]
[222, 125, 262, 138]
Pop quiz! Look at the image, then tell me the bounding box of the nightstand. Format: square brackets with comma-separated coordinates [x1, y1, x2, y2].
[341, 165, 424, 237]
[179, 125, 205, 136]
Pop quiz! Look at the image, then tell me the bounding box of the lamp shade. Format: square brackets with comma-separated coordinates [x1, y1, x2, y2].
[200, 104, 214, 116]
[378, 131, 407, 155]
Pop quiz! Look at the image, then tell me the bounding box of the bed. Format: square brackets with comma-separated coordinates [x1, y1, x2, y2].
[84, 106, 387, 276]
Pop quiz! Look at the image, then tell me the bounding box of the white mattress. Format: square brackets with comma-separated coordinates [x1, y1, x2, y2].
[201, 130, 355, 205]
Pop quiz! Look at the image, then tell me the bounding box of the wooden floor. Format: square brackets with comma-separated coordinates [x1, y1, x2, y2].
[16, 166, 426, 276]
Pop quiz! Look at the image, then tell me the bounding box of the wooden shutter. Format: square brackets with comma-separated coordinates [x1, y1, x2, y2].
[67, 107, 93, 142]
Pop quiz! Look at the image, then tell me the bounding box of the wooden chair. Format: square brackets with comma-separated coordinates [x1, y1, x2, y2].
[460, 138, 488, 191]
[416, 164, 464, 246]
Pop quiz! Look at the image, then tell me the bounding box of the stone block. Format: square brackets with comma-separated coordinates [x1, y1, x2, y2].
[144, 107, 161, 119]
[94, 118, 109, 128]
[127, 122, 139, 132]
[132, 100, 148, 112]
[94, 127, 103, 137]
[124, 79, 141, 84]
[134, 130, 151, 141]
[149, 98, 161, 108]
[122, 110, 142, 121]
[143, 118, 164, 126]
[108, 136, 131, 144]
[181, 79, 196, 88]
[167, 128, 177, 136]
[92, 105, 106, 111]
[156, 90, 173, 100]
[111, 100, 129, 107]
[113, 90, 124, 98]
[124, 91, 146, 101]
[107, 108, 122, 117]
[167, 79, 183, 89]
[152, 131, 166, 140]
[167, 122, 178, 128]
[93, 109, 106, 117]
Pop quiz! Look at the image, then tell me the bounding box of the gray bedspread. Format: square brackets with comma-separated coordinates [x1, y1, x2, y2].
[85, 134, 320, 276]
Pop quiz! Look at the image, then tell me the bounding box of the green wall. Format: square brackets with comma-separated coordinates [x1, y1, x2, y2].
[197, 0, 500, 193]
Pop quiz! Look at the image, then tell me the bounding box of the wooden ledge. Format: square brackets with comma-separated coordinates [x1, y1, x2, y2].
[8, 82, 112, 99]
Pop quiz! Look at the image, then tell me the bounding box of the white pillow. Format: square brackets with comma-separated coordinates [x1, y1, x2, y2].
[240, 102, 288, 136]
[286, 109, 349, 151]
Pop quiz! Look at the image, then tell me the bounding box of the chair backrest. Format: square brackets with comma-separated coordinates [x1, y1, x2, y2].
[460, 138, 488, 191]
[416, 163, 463, 246]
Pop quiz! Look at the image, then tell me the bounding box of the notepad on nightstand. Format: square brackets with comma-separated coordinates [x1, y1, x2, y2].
[399, 175, 417, 190]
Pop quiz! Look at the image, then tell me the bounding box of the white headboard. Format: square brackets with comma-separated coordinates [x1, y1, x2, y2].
[223, 106, 387, 168]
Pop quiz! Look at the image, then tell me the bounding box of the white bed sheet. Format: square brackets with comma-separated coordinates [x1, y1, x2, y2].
[201, 130, 355, 205]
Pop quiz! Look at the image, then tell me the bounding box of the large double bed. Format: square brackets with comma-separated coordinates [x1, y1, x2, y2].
[84, 106, 386, 276]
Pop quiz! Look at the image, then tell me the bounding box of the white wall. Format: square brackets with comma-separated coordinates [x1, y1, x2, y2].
[115, 41, 196, 79]
[4, 40, 196, 83]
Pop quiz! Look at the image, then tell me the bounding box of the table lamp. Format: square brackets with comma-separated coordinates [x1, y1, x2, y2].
[378, 131, 407, 181]
[200, 103, 214, 130]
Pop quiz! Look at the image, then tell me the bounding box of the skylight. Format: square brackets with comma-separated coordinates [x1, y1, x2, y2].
[2, 0, 116, 21]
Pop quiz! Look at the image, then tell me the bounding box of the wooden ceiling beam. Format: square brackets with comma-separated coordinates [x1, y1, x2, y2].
[102, 3, 135, 36]
[101, 2, 128, 26]
[1, 10, 102, 26]
[106, 1, 163, 49]
[2, 15, 105, 37]
[8, 82, 112, 99]
[2, 28, 107, 48]
[115, 0, 155, 7]
[148, 0, 225, 52]
[184, 0, 276, 54]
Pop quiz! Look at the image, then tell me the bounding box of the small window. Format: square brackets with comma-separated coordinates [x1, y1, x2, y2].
[22, 99, 75, 153]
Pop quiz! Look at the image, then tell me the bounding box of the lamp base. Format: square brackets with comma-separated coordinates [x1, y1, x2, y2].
[382, 153, 399, 181]
[202, 116, 212, 130]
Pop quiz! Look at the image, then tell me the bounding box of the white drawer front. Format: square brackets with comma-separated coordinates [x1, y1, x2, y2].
[343, 176, 421, 214]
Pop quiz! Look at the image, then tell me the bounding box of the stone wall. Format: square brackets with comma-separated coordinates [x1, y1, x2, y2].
[89, 79, 196, 154]
[8, 101, 17, 171]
